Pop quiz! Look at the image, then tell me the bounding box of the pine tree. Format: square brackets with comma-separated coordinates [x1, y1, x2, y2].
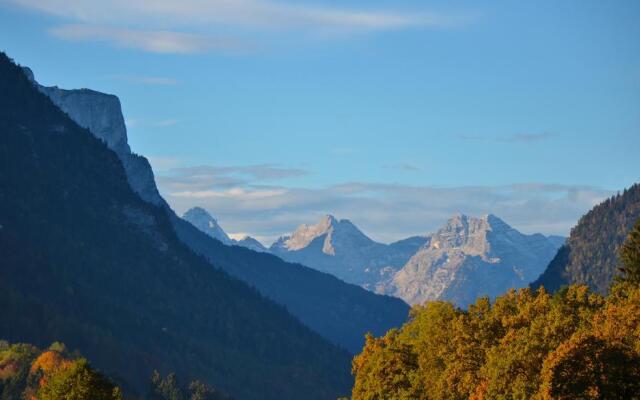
[620, 219, 640, 285]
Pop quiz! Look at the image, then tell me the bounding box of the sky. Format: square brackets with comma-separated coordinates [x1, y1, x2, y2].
[1, 0, 639, 244]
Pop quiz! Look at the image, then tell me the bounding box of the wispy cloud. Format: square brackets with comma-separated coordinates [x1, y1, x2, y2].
[147, 156, 183, 172]
[153, 163, 612, 244]
[113, 74, 178, 85]
[10, 0, 463, 31]
[157, 164, 308, 192]
[384, 163, 421, 171]
[8, 0, 472, 53]
[458, 132, 556, 143]
[50, 25, 242, 54]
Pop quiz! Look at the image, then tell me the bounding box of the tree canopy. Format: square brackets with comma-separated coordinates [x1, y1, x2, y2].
[351, 223, 640, 399]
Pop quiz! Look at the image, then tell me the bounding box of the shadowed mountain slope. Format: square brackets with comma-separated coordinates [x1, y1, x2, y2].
[0, 53, 351, 400]
[532, 183, 640, 294]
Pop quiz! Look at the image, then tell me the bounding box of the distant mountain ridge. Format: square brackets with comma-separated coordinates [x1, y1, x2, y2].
[25, 63, 408, 353]
[388, 214, 562, 306]
[270, 215, 429, 290]
[532, 183, 640, 294]
[0, 53, 352, 399]
[272, 213, 563, 307]
[182, 207, 268, 252]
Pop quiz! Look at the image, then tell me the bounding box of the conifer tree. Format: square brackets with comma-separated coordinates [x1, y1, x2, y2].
[620, 219, 640, 285]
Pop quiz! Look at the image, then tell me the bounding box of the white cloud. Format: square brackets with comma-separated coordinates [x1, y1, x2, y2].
[146, 156, 183, 172]
[7, 0, 471, 53]
[10, 0, 460, 31]
[153, 163, 613, 244]
[50, 25, 241, 54]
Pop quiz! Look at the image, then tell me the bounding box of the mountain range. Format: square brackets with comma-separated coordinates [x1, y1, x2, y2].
[270, 215, 429, 291]
[270, 213, 563, 307]
[19, 60, 409, 355]
[182, 207, 268, 252]
[387, 214, 563, 306]
[184, 208, 564, 308]
[0, 53, 352, 399]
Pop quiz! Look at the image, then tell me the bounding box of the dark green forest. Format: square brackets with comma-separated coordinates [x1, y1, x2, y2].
[0, 52, 351, 400]
[0, 341, 232, 400]
[532, 183, 640, 293]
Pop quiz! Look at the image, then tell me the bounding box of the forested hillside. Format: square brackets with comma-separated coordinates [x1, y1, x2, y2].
[532, 183, 640, 293]
[0, 52, 351, 400]
[349, 221, 640, 399]
[29, 65, 410, 354]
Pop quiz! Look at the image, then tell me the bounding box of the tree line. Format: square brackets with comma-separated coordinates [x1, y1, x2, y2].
[350, 219, 640, 399]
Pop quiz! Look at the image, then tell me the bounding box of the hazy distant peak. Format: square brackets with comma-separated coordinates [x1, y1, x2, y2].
[183, 206, 214, 220]
[276, 214, 373, 253]
[391, 214, 565, 306]
[235, 236, 268, 252]
[182, 207, 232, 245]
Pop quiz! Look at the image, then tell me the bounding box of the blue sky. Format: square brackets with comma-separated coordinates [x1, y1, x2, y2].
[1, 0, 638, 243]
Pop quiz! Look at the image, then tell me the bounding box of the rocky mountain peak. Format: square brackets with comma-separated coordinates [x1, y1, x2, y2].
[390, 214, 564, 307]
[182, 207, 232, 245]
[274, 214, 373, 254]
[24, 66, 164, 206]
[430, 214, 490, 254]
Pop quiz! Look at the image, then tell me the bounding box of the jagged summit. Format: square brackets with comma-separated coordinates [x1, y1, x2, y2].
[389, 214, 563, 307]
[182, 207, 232, 245]
[272, 214, 373, 254]
[271, 215, 427, 288]
[182, 207, 269, 251]
[15, 58, 410, 357]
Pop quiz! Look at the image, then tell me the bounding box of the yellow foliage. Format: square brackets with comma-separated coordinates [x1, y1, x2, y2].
[351, 283, 640, 400]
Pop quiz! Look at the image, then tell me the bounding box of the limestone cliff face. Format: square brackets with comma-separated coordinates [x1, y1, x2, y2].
[270, 215, 428, 289]
[19, 65, 411, 354]
[24, 66, 164, 207]
[271, 213, 563, 308]
[388, 214, 562, 307]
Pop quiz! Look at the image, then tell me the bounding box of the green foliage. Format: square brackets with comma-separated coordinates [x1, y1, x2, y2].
[0, 342, 39, 400]
[150, 371, 185, 400]
[0, 341, 122, 400]
[620, 219, 640, 285]
[351, 283, 640, 399]
[150, 372, 232, 400]
[38, 358, 122, 400]
[532, 184, 640, 294]
[0, 52, 351, 400]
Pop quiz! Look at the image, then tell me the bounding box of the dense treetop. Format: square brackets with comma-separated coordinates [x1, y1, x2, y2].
[532, 183, 640, 293]
[0, 341, 122, 400]
[350, 223, 640, 399]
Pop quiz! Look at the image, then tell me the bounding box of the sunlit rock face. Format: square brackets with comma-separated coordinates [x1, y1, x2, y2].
[271, 215, 428, 289]
[182, 207, 268, 251]
[387, 214, 563, 307]
[183, 207, 233, 245]
[25, 66, 164, 207]
[271, 213, 562, 308]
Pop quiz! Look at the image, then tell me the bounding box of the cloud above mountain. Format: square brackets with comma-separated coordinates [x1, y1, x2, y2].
[153, 162, 612, 244]
[8, 0, 471, 53]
